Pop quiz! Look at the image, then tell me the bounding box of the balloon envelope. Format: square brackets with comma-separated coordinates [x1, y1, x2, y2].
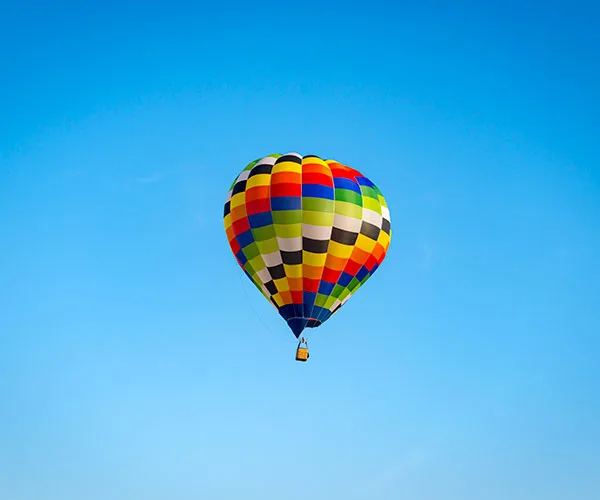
[223, 153, 392, 337]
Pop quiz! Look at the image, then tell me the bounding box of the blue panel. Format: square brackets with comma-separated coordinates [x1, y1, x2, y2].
[338, 271, 354, 287]
[356, 176, 375, 187]
[333, 176, 361, 193]
[248, 211, 273, 228]
[309, 306, 329, 322]
[271, 196, 302, 211]
[292, 304, 303, 318]
[236, 229, 255, 248]
[286, 317, 307, 337]
[235, 250, 248, 266]
[279, 304, 296, 321]
[319, 310, 333, 324]
[302, 291, 317, 318]
[356, 265, 369, 282]
[302, 183, 334, 199]
[318, 280, 335, 296]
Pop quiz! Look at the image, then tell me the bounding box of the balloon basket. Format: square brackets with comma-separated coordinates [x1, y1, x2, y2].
[295, 338, 309, 362]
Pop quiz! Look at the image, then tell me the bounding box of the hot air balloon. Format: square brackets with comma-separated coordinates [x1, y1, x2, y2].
[223, 153, 391, 361]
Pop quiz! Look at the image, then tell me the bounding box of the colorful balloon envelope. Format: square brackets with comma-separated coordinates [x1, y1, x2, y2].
[223, 153, 392, 337]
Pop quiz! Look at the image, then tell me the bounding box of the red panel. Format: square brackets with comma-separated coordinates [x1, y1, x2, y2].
[246, 198, 271, 216]
[302, 172, 334, 187]
[303, 278, 320, 293]
[232, 217, 250, 235]
[346, 166, 365, 177]
[291, 290, 303, 304]
[322, 267, 342, 284]
[344, 258, 362, 276]
[330, 166, 358, 181]
[270, 182, 302, 198]
[364, 254, 378, 272]
[229, 237, 241, 255]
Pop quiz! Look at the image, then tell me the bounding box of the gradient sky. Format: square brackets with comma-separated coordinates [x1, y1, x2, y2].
[1, 1, 599, 499]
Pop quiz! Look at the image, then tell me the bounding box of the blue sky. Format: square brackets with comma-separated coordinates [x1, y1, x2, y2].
[1, 1, 599, 499]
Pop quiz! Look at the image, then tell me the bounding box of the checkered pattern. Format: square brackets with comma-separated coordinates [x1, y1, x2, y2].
[223, 153, 392, 337]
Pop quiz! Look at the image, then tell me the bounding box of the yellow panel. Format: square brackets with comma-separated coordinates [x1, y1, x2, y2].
[377, 231, 391, 249]
[274, 278, 290, 292]
[230, 192, 247, 209]
[302, 156, 328, 168]
[284, 264, 303, 278]
[223, 214, 232, 230]
[302, 251, 327, 267]
[271, 293, 283, 307]
[355, 233, 377, 253]
[327, 241, 354, 259]
[246, 173, 271, 189]
[272, 161, 302, 174]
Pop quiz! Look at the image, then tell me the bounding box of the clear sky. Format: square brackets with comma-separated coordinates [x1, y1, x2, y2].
[1, 1, 599, 499]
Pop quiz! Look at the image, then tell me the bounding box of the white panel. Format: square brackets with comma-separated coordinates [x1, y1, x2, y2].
[302, 224, 332, 240]
[277, 237, 302, 252]
[262, 251, 283, 267]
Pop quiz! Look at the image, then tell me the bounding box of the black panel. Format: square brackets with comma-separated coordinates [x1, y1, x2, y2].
[265, 280, 278, 295]
[382, 218, 391, 235]
[223, 201, 231, 217]
[302, 237, 329, 254]
[249, 163, 273, 177]
[360, 221, 380, 241]
[232, 180, 247, 196]
[268, 264, 286, 280]
[276, 154, 302, 164]
[281, 250, 303, 265]
[331, 227, 359, 246]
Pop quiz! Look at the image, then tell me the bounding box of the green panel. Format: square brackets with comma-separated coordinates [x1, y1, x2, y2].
[242, 242, 260, 261]
[348, 276, 361, 291]
[256, 237, 279, 255]
[323, 296, 337, 310]
[249, 254, 266, 272]
[331, 284, 345, 299]
[360, 185, 379, 200]
[334, 188, 362, 206]
[252, 225, 276, 242]
[302, 210, 334, 226]
[314, 293, 330, 307]
[302, 197, 334, 213]
[334, 201, 363, 218]
[272, 210, 302, 225]
[273, 223, 302, 238]
[363, 196, 382, 214]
